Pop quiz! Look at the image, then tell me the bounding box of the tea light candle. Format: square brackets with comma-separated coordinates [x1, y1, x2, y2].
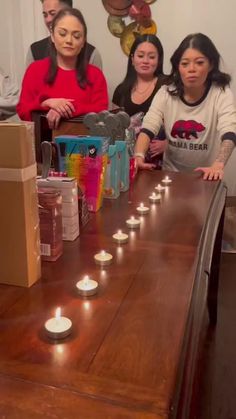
[155, 183, 166, 192]
[162, 175, 172, 184]
[112, 229, 129, 244]
[149, 192, 161, 203]
[45, 307, 72, 340]
[94, 250, 113, 265]
[136, 202, 150, 214]
[76, 275, 98, 297]
[126, 216, 141, 229]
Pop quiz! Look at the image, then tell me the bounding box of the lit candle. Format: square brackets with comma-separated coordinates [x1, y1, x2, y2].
[76, 275, 98, 297]
[149, 192, 161, 203]
[136, 202, 150, 214]
[162, 175, 172, 184]
[44, 307, 72, 340]
[155, 183, 166, 192]
[112, 229, 129, 244]
[126, 216, 141, 229]
[94, 250, 113, 265]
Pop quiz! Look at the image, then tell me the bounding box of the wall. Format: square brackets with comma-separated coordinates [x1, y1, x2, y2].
[0, 0, 235, 193]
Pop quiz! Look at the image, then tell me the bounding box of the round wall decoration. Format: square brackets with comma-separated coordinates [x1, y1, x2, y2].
[102, 0, 158, 55]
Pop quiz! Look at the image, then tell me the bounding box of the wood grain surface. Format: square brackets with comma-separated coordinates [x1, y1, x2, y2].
[0, 171, 225, 418]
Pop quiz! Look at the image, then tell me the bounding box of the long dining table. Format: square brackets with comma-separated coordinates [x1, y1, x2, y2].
[0, 170, 226, 418]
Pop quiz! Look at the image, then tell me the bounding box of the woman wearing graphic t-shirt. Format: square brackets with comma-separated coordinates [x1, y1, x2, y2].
[135, 33, 236, 180]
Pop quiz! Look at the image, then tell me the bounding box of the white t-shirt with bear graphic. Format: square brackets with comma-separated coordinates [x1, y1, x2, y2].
[141, 83, 236, 171]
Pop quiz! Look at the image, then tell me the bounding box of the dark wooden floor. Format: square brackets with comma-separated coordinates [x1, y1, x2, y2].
[196, 252, 236, 419]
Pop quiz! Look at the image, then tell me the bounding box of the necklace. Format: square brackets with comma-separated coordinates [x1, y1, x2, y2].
[133, 80, 155, 95]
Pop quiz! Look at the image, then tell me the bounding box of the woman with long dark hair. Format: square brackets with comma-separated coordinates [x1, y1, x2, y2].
[17, 8, 108, 128]
[112, 34, 165, 116]
[135, 33, 236, 180]
[113, 34, 167, 166]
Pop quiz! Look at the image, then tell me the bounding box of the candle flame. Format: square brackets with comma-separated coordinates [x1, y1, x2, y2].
[152, 193, 156, 197]
[55, 307, 61, 320]
[101, 250, 106, 256]
[118, 229, 122, 235]
[83, 275, 90, 285]
[131, 216, 134, 220]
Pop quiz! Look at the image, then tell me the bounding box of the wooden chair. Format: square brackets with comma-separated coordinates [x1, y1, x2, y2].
[31, 112, 89, 162]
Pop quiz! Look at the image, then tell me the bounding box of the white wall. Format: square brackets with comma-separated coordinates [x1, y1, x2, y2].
[0, 0, 235, 192]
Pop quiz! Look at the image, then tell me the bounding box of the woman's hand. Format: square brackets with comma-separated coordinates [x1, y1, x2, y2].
[194, 162, 224, 180]
[135, 156, 156, 171]
[41, 98, 75, 118]
[46, 109, 61, 129]
[149, 139, 167, 157]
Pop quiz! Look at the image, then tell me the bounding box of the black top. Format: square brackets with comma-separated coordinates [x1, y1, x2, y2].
[112, 76, 165, 116]
[30, 37, 95, 63]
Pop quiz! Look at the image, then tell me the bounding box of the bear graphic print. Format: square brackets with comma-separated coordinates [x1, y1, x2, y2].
[171, 120, 205, 140]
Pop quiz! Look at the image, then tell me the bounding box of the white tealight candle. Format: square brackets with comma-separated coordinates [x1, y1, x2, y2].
[136, 202, 150, 215]
[112, 229, 129, 244]
[126, 216, 141, 229]
[162, 175, 172, 184]
[94, 250, 113, 265]
[155, 183, 166, 192]
[45, 307, 72, 340]
[149, 192, 161, 203]
[76, 275, 98, 297]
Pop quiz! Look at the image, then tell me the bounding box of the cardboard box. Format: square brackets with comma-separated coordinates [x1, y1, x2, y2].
[0, 123, 41, 287]
[37, 176, 80, 241]
[38, 188, 63, 262]
[62, 215, 80, 241]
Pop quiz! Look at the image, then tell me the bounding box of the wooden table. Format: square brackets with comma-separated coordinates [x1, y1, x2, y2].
[0, 171, 226, 418]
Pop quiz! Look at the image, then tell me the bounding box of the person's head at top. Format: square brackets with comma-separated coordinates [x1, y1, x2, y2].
[124, 34, 164, 90]
[168, 32, 230, 100]
[47, 7, 88, 86]
[40, 0, 73, 31]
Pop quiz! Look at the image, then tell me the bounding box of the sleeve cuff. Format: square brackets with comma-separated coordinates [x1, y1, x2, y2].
[221, 132, 236, 144]
[140, 128, 155, 139]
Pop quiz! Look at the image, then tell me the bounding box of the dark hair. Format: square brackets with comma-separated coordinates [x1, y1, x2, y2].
[167, 33, 231, 96]
[46, 8, 89, 88]
[41, 0, 73, 6]
[117, 34, 165, 100]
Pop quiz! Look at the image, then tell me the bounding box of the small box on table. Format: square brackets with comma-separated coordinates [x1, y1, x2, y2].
[37, 176, 80, 241]
[38, 188, 63, 261]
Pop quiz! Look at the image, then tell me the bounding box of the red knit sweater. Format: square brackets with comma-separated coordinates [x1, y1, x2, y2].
[17, 58, 108, 120]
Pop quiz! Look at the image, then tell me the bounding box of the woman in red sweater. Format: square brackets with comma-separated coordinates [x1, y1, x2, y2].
[17, 8, 108, 128]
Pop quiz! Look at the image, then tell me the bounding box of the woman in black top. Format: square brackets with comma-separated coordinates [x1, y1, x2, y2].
[112, 34, 167, 165]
